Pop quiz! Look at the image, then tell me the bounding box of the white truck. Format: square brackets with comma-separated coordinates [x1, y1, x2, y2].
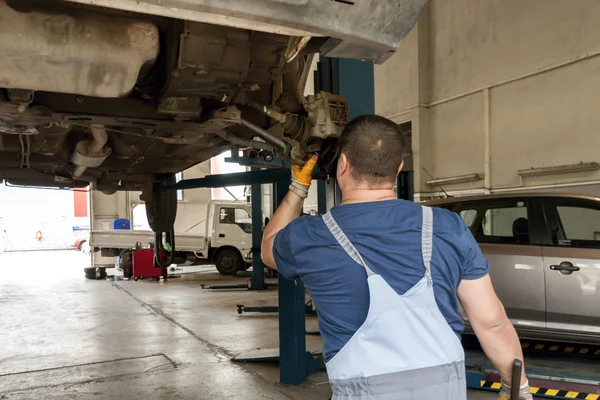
[89, 201, 254, 277]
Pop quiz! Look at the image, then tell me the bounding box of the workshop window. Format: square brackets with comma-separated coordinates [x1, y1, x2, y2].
[219, 207, 252, 234]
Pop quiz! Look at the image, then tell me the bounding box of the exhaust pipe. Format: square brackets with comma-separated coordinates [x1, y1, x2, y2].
[72, 125, 111, 178]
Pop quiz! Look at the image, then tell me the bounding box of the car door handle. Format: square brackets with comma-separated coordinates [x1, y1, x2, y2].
[550, 261, 580, 275]
[219, 234, 225, 238]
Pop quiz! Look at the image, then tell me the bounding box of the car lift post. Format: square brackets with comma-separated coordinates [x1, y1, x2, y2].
[276, 57, 375, 385]
[250, 179, 264, 290]
[275, 176, 321, 384]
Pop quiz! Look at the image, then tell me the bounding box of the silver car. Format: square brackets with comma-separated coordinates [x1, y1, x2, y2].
[426, 193, 600, 344]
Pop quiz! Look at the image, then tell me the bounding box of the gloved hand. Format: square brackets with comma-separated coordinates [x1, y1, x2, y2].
[289, 154, 318, 199]
[498, 379, 533, 400]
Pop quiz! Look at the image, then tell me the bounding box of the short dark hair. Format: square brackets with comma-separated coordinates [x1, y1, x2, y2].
[338, 115, 406, 185]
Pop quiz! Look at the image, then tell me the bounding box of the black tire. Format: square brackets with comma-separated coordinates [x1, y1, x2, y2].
[84, 268, 107, 280]
[119, 250, 133, 279]
[83, 267, 96, 274]
[146, 174, 177, 233]
[215, 248, 243, 275]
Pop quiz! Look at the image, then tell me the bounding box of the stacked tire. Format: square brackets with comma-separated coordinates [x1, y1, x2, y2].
[84, 267, 107, 280]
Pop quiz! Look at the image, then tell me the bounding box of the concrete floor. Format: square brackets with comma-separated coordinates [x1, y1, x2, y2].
[0, 251, 494, 399]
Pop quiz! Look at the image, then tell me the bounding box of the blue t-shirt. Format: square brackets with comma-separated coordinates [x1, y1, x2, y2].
[273, 199, 490, 361]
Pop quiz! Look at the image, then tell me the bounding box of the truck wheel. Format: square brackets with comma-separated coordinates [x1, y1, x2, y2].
[146, 174, 177, 233]
[215, 248, 243, 275]
[120, 250, 133, 279]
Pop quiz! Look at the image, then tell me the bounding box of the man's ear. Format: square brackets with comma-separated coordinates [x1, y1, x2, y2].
[397, 160, 404, 175]
[338, 153, 349, 176]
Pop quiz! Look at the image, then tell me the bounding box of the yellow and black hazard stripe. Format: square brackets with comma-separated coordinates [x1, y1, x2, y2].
[479, 381, 599, 399]
[521, 341, 600, 358]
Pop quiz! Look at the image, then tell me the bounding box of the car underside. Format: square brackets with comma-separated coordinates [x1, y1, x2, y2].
[0, 0, 426, 235]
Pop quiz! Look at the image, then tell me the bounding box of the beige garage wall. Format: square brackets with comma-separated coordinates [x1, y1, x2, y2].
[374, 28, 416, 121]
[376, 0, 600, 197]
[429, 93, 483, 185]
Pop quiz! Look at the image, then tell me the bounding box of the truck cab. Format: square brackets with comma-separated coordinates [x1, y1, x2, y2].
[205, 201, 254, 275]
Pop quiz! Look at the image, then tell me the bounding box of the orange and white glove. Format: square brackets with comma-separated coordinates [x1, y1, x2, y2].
[289, 155, 318, 199]
[498, 379, 533, 400]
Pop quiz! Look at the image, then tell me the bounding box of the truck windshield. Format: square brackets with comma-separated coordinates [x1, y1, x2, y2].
[219, 207, 252, 234]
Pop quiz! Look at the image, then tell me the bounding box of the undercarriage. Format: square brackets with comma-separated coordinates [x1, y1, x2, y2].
[0, 0, 352, 195]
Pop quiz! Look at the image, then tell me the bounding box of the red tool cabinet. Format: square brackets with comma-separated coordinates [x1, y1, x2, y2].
[132, 249, 167, 281]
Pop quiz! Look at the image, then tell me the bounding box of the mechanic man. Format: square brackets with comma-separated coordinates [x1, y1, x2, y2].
[262, 115, 532, 400]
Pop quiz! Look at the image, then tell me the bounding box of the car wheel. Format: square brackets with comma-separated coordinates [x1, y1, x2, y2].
[215, 248, 243, 275]
[145, 174, 177, 233]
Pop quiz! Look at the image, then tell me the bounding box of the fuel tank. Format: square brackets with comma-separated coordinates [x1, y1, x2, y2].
[0, 0, 159, 97]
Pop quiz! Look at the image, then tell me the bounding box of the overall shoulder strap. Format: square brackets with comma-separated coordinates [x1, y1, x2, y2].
[322, 212, 375, 276]
[421, 205, 433, 282]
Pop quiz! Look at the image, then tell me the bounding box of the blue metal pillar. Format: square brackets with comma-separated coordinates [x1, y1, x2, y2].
[275, 177, 320, 384]
[275, 57, 375, 385]
[250, 181, 265, 289]
[337, 58, 375, 119]
[274, 179, 305, 384]
[317, 180, 327, 215]
[316, 57, 375, 119]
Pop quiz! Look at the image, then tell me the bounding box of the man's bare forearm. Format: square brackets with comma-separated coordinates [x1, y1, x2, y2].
[261, 191, 304, 269]
[473, 306, 526, 384]
[458, 277, 526, 385]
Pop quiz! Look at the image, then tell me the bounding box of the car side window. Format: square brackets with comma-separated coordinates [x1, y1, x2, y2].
[235, 208, 252, 234]
[455, 199, 531, 245]
[219, 207, 235, 224]
[459, 209, 478, 228]
[543, 200, 600, 249]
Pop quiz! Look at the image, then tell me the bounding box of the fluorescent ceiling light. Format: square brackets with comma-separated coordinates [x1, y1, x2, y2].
[518, 162, 600, 177]
[426, 173, 481, 186]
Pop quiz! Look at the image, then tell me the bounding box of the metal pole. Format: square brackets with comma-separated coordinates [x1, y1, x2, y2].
[274, 179, 309, 385]
[317, 179, 327, 215]
[251, 180, 265, 290]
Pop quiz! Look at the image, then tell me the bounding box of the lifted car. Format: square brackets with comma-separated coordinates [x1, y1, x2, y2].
[0, 0, 427, 233]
